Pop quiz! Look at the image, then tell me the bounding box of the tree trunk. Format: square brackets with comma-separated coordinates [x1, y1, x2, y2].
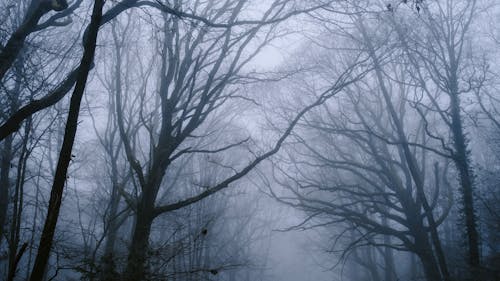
[419, 254, 442, 281]
[414, 231, 442, 281]
[0, 57, 22, 245]
[123, 208, 154, 281]
[7, 122, 30, 281]
[100, 183, 121, 281]
[358, 17, 451, 280]
[366, 246, 382, 281]
[383, 237, 396, 281]
[449, 88, 481, 272]
[6, 242, 28, 281]
[0, 135, 13, 246]
[28, 1, 104, 279]
[391, 9, 480, 276]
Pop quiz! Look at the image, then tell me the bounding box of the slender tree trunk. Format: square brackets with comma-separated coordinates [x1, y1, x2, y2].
[28, 1, 104, 279]
[7, 121, 30, 280]
[100, 183, 121, 281]
[6, 242, 28, 281]
[100, 158, 122, 281]
[0, 135, 13, 245]
[366, 246, 382, 281]
[383, 236, 396, 281]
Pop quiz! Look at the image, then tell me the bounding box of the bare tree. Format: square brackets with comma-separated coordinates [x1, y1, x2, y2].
[0, 0, 74, 81]
[28, 1, 105, 279]
[271, 82, 452, 280]
[107, 1, 356, 279]
[3, 1, 496, 280]
[386, 1, 485, 275]
[267, 13, 454, 278]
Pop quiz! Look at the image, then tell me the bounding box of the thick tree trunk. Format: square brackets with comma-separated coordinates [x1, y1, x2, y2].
[123, 208, 154, 281]
[405, 200, 443, 281]
[121, 172, 164, 280]
[413, 228, 442, 281]
[449, 89, 481, 272]
[28, 1, 104, 279]
[420, 254, 443, 281]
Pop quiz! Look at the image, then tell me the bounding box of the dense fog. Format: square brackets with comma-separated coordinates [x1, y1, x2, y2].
[0, 0, 499, 280]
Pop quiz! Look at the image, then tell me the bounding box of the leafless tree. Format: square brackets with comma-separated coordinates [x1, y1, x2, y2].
[101, 1, 364, 279]
[385, 1, 485, 275]
[267, 11, 454, 278]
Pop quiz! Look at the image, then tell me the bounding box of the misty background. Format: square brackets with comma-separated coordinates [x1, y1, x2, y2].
[0, 0, 499, 281]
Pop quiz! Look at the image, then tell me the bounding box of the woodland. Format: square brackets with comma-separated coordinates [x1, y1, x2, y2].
[0, 0, 499, 280]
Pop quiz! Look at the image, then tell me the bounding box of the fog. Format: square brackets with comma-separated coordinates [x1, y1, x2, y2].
[0, 0, 500, 281]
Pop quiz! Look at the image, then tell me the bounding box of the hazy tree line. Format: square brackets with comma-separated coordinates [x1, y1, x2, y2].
[0, 0, 499, 281]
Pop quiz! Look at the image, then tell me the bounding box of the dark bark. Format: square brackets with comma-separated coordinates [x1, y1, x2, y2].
[0, 0, 140, 142]
[7, 121, 31, 281]
[6, 242, 28, 281]
[414, 230, 442, 281]
[123, 208, 154, 281]
[0, 0, 68, 81]
[28, 1, 104, 279]
[0, 5, 45, 81]
[449, 88, 481, 271]
[419, 252, 442, 281]
[0, 135, 13, 245]
[410, 253, 419, 280]
[0, 53, 22, 247]
[0, 68, 79, 141]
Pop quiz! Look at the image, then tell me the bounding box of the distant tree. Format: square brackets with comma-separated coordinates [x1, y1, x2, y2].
[268, 10, 454, 279]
